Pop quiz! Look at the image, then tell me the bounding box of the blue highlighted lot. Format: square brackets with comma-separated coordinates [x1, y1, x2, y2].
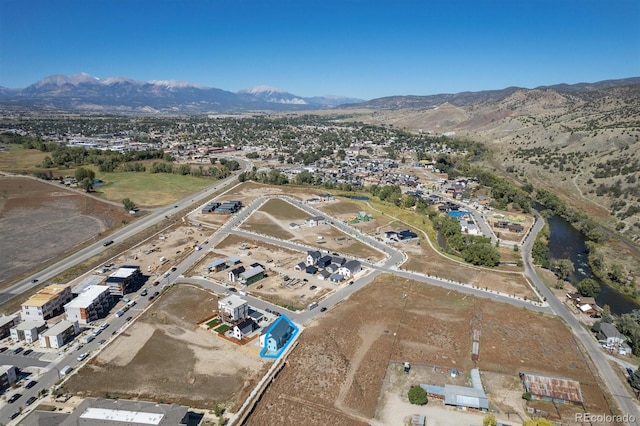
[260, 315, 299, 359]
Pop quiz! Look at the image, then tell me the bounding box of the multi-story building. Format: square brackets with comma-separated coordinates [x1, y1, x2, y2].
[11, 320, 47, 343]
[0, 366, 18, 391]
[21, 284, 73, 321]
[0, 316, 18, 339]
[105, 266, 141, 296]
[64, 285, 112, 325]
[39, 320, 80, 349]
[218, 295, 248, 323]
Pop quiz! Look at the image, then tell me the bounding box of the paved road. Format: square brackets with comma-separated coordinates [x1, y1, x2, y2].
[522, 213, 640, 423]
[0, 159, 250, 306]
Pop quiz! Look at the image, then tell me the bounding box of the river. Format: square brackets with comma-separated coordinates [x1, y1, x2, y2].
[542, 209, 639, 315]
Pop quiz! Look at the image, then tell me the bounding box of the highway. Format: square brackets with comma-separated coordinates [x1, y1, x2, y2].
[0, 159, 250, 306]
[521, 213, 640, 423]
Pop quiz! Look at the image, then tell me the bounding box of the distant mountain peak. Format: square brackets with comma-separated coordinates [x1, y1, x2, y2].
[149, 80, 201, 89]
[239, 85, 286, 95]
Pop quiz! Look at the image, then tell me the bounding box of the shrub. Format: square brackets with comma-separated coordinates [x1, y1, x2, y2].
[408, 385, 428, 405]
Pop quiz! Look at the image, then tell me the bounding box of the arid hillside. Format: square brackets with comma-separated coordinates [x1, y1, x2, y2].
[337, 80, 640, 244]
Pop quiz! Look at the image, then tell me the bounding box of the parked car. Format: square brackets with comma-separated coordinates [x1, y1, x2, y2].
[23, 349, 33, 356]
[25, 380, 37, 389]
[153, 291, 159, 297]
[0, 347, 8, 352]
[126, 316, 133, 322]
[141, 289, 148, 296]
[25, 396, 37, 406]
[99, 323, 109, 331]
[627, 367, 634, 376]
[148, 295, 155, 301]
[13, 347, 23, 354]
[153, 281, 160, 286]
[99, 339, 106, 345]
[309, 285, 317, 290]
[77, 352, 89, 362]
[9, 411, 20, 420]
[103, 240, 114, 247]
[170, 267, 177, 272]
[8, 393, 22, 403]
[320, 307, 327, 312]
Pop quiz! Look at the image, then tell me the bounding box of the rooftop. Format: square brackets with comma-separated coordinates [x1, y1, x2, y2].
[219, 295, 247, 309]
[42, 320, 76, 336]
[64, 285, 110, 308]
[108, 266, 140, 279]
[22, 284, 70, 307]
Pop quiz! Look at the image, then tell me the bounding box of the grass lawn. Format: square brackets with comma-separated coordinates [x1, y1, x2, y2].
[0, 145, 50, 172]
[94, 170, 216, 207]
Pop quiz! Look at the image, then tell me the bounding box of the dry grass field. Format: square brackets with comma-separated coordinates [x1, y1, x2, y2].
[240, 198, 385, 262]
[246, 274, 613, 426]
[62, 284, 269, 411]
[0, 176, 131, 287]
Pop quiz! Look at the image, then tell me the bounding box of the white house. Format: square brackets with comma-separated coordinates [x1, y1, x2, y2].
[338, 260, 362, 278]
[64, 285, 112, 325]
[233, 318, 257, 340]
[306, 251, 321, 266]
[218, 295, 248, 322]
[600, 323, 625, 346]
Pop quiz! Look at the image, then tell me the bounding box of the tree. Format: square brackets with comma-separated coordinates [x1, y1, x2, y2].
[577, 278, 601, 297]
[629, 367, 640, 390]
[483, 414, 497, 426]
[552, 258, 574, 281]
[407, 385, 428, 405]
[122, 198, 136, 212]
[79, 177, 94, 192]
[523, 419, 555, 426]
[74, 167, 95, 183]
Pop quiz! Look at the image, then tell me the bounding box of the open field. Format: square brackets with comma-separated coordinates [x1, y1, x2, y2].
[93, 170, 215, 207]
[0, 176, 132, 288]
[0, 145, 50, 172]
[62, 284, 269, 410]
[247, 274, 612, 425]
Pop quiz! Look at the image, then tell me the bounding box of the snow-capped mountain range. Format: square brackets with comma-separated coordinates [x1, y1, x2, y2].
[0, 73, 364, 113]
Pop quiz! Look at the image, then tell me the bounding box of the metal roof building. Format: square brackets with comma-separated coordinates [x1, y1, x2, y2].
[520, 372, 583, 404]
[444, 384, 489, 411]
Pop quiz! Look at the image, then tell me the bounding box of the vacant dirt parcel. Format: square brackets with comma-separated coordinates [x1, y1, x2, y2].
[0, 176, 131, 287]
[63, 284, 269, 410]
[246, 275, 612, 426]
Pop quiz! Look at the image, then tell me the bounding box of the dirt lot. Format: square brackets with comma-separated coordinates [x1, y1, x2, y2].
[240, 198, 385, 262]
[246, 274, 613, 425]
[0, 176, 131, 287]
[187, 234, 350, 311]
[63, 284, 269, 410]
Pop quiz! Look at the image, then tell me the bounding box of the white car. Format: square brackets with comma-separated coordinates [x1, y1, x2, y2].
[77, 352, 89, 362]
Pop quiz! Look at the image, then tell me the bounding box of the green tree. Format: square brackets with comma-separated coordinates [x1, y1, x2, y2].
[122, 198, 136, 212]
[523, 419, 555, 426]
[74, 167, 95, 183]
[79, 177, 94, 192]
[407, 385, 428, 405]
[552, 258, 574, 281]
[577, 278, 601, 297]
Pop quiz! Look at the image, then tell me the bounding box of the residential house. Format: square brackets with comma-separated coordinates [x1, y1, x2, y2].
[294, 262, 306, 272]
[203, 258, 227, 272]
[228, 266, 246, 283]
[218, 295, 248, 322]
[330, 273, 345, 283]
[317, 270, 331, 281]
[240, 266, 265, 285]
[233, 318, 257, 340]
[317, 255, 332, 268]
[264, 319, 295, 352]
[305, 265, 318, 275]
[306, 250, 321, 266]
[331, 256, 346, 266]
[338, 260, 362, 278]
[305, 216, 325, 227]
[508, 223, 524, 233]
[600, 323, 625, 346]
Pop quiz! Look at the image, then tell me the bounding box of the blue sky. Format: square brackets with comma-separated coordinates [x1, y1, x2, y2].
[1, 0, 639, 99]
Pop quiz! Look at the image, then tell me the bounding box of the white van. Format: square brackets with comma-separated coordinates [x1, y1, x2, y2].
[60, 365, 73, 376]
